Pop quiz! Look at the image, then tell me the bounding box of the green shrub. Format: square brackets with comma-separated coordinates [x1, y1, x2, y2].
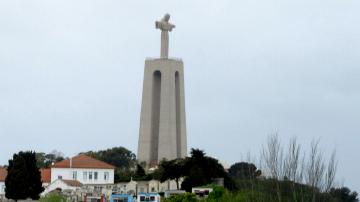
[207, 185, 225, 200]
[163, 193, 198, 202]
[39, 193, 66, 202]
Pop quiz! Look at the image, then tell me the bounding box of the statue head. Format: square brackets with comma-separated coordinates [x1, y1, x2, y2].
[162, 13, 170, 22]
[155, 13, 175, 32]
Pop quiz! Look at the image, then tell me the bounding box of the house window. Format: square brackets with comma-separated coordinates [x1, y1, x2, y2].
[89, 172, 93, 180]
[104, 172, 109, 180]
[72, 171, 77, 180]
[94, 172, 98, 180]
[83, 172, 88, 181]
[58, 175, 62, 179]
[140, 196, 154, 202]
[114, 198, 128, 202]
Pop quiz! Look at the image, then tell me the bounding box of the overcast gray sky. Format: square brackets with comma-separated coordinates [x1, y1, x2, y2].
[0, 0, 359, 191]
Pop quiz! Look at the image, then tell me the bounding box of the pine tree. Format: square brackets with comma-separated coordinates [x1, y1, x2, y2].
[5, 151, 44, 201]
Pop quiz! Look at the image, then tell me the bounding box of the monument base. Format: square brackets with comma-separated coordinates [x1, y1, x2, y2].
[137, 58, 187, 166]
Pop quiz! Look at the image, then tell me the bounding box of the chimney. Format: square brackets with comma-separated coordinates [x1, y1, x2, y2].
[70, 157, 72, 168]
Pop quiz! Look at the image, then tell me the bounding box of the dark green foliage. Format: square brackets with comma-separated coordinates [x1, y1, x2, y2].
[163, 193, 198, 202]
[181, 148, 236, 192]
[39, 193, 66, 202]
[228, 162, 261, 180]
[133, 164, 148, 180]
[230, 178, 360, 202]
[35, 153, 47, 168]
[158, 158, 186, 189]
[206, 185, 226, 200]
[84, 146, 136, 170]
[149, 167, 162, 181]
[162, 179, 359, 202]
[5, 154, 28, 200]
[5, 151, 44, 201]
[83, 147, 137, 182]
[329, 187, 359, 202]
[134, 164, 146, 177]
[114, 169, 133, 182]
[36, 151, 65, 168]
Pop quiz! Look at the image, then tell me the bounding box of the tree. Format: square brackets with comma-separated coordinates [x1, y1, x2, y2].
[283, 137, 301, 182]
[84, 147, 136, 170]
[5, 151, 44, 201]
[181, 148, 236, 192]
[261, 133, 284, 180]
[324, 150, 337, 192]
[133, 164, 146, 180]
[261, 133, 284, 202]
[44, 150, 65, 165]
[36, 150, 65, 168]
[329, 187, 359, 202]
[35, 152, 47, 168]
[159, 158, 185, 189]
[84, 146, 137, 182]
[228, 162, 261, 180]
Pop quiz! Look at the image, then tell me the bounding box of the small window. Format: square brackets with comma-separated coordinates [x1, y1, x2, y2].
[104, 172, 109, 180]
[72, 171, 77, 180]
[114, 198, 128, 202]
[58, 175, 62, 179]
[89, 172, 93, 180]
[83, 172, 88, 180]
[94, 172, 98, 180]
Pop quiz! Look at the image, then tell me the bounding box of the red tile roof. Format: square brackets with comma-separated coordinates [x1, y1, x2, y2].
[0, 167, 7, 182]
[62, 179, 82, 187]
[52, 154, 115, 169]
[41, 168, 51, 183]
[0, 167, 51, 183]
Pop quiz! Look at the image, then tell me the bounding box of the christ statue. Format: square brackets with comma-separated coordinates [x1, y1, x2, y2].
[156, 13, 175, 58]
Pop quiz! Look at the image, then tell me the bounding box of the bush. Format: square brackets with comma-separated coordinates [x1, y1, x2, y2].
[207, 185, 225, 200]
[163, 193, 198, 202]
[39, 193, 66, 202]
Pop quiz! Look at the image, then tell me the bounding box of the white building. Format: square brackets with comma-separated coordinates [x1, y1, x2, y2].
[50, 154, 115, 185]
[42, 179, 82, 195]
[114, 179, 180, 195]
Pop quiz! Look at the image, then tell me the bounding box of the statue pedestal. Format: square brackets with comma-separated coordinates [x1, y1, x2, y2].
[137, 58, 187, 166]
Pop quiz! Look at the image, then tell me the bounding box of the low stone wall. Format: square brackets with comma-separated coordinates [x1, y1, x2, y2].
[0, 199, 38, 202]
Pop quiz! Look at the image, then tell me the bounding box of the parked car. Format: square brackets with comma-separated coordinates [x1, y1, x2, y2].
[110, 194, 134, 202]
[137, 193, 161, 202]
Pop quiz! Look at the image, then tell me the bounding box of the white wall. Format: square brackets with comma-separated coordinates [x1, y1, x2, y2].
[115, 180, 180, 194]
[0, 182, 5, 195]
[42, 179, 79, 195]
[51, 168, 114, 185]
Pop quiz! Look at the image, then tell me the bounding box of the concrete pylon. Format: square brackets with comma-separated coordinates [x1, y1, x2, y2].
[137, 14, 187, 167]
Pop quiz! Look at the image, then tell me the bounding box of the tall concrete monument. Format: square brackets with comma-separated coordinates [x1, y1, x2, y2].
[137, 14, 187, 167]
